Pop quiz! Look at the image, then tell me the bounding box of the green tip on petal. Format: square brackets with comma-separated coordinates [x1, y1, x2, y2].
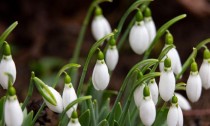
[136, 9, 143, 22]
[165, 30, 174, 45]
[143, 7, 152, 17]
[172, 95, 178, 104]
[108, 36, 116, 46]
[191, 60, 198, 72]
[137, 71, 143, 80]
[143, 86, 150, 97]
[71, 110, 78, 119]
[203, 48, 210, 59]
[65, 73, 71, 84]
[3, 42, 11, 56]
[164, 57, 171, 68]
[95, 6, 102, 16]
[8, 86, 16, 96]
[97, 48, 104, 60]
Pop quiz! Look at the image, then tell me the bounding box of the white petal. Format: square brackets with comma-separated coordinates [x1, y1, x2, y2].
[105, 46, 119, 71]
[134, 84, 145, 107]
[148, 79, 159, 105]
[144, 18, 156, 44]
[129, 22, 150, 55]
[101, 16, 112, 35]
[139, 98, 156, 126]
[4, 96, 23, 126]
[177, 106, 183, 126]
[186, 73, 202, 102]
[62, 83, 78, 117]
[159, 70, 175, 101]
[68, 119, 81, 126]
[0, 56, 16, 89]
[44, 86, 63, 113]
[199, 60, 210, 89]
[167, 105, 178, 126]
[175, 93, 191, 110]
[92, 60, 110, 90]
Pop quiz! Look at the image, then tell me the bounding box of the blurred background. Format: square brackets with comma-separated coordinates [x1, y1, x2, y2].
[0, 0, 210, 125]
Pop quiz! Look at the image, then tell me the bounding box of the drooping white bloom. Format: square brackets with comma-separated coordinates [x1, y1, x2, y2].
[175, 93, 191, 110]
[186, 72, 202, 103]
[129, 21, 150, 55]
[62, 83, 77, 117]
[105, 45, 119, 71]
[92, 59, 110, 90]
[159, 58, 175, 102]
[148, 79, 159, 105]
[134, 84, 145, 107]
[167, 104, 179, 126]
[68, 118, 81, 126]
[177, 106, 184, 126]
[4, 96, 23, 126]
[199, 60, 210, 89]
[0, 55, 16, 89]
[44, 86, 63, 113]
[144, 17, 156, 44]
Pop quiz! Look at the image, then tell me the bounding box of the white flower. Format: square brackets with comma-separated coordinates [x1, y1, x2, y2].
[186, 72, 202, 103]
[105, 45, 119, 71]
[148, 79, 159, 105]
[199, 60, 210, 89]
[144, 17, 156, 44]
[68, 118, 81, 126]
[167, 104, 179, 126]
[4, 96, 23, 126]
[62, 83, 77, 117]
[92, 59, 110, 90]
[175, 93, 191, 110]
[129, 21, 150, 55]
[177, 105, 184, 126]
[44, 86, 63, 113]
[134, 84, 145, 107]
[0, 55, 16, 89]
[159, 58, 175, 102]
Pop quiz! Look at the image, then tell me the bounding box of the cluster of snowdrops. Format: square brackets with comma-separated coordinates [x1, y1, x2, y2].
[0, 0, 210, 126]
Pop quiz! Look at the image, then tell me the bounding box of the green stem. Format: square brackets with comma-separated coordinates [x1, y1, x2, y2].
[143, 14, 186, 59]
[32, 103, 45, 125]
[175, 86, 186, 91]
[77, 31, 116, 96]
[87, 99, 97, 126]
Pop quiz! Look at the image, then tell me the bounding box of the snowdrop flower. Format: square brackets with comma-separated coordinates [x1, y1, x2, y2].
[105, 36, 119, 71]
[129, 9, 150, 55]
[134, 72, 145, 107]
[186, 61, 202, 102]
[139, 86, 156, 126]
[159, 31, 182, 76]
[199, 48, 210, 89]
[175, 93, 191, 110]
[4, 86, 23, 126]
[62, 74, 78, 117]
[159, 57, 175, 101]
[92, 49, 110, 90]
[143, 7, 156, 44]
[91, 6, 111, 41]
[68, 110, 81, 126]
[0, 42, 16, 89]
[167, 95, 183, 126]
[148, 78, 159, 105]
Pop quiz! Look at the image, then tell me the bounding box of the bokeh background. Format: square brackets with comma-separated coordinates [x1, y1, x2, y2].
[0, 0, 210, 125]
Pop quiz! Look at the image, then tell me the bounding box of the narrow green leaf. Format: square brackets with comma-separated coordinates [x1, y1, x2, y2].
[22, 111, 34, 126]
[98, 119, 109, 126]
[99, 98, 110, 121]
[114, 102, 122, 121]
[58, 115, 69, 126]
[153, 108, 169, 126]
[114, 120, 119, 126]
[0, 96, 6, 125]
[79, 109, 90, 126]
[93, 100, 99, 123]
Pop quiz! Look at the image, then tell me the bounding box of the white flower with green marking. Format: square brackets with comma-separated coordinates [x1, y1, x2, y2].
[68, 110, 81, 126]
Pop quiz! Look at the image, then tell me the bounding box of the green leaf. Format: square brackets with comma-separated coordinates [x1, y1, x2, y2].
[58, 115, 69, 126]
[98, 119, 109, 126]
[0, 96, 6, 125]
[99, 98, 110, 121]
[114, 120, 119, 126]
[79, 109, 90, 126]
[93, 100, 99, 123]
[114, 102, 122, 121]
[153, 108, 169, 126]
[22, 111, 34, 126]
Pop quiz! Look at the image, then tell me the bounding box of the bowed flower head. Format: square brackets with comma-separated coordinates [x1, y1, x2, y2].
[199, 48, 210, 89]
[62, 73, 78, 117]
[4, 86, 23, 126]
[148, 78, 159, 105]
[186, 61, 202, 102]
[134, 72, 145, 107]
[92, 49, 110, 90]
[175, 93, 191, 110]
[129, 9, 150, 55]
[159, 57, 175, 101]
[143, 7, 156, 44]
[0, 42, 16, 89]
[68, 110, 81, 126]
[105, 36, 119, 71]
[91, 6, 111, 41]
[139, 86, 156, 126]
